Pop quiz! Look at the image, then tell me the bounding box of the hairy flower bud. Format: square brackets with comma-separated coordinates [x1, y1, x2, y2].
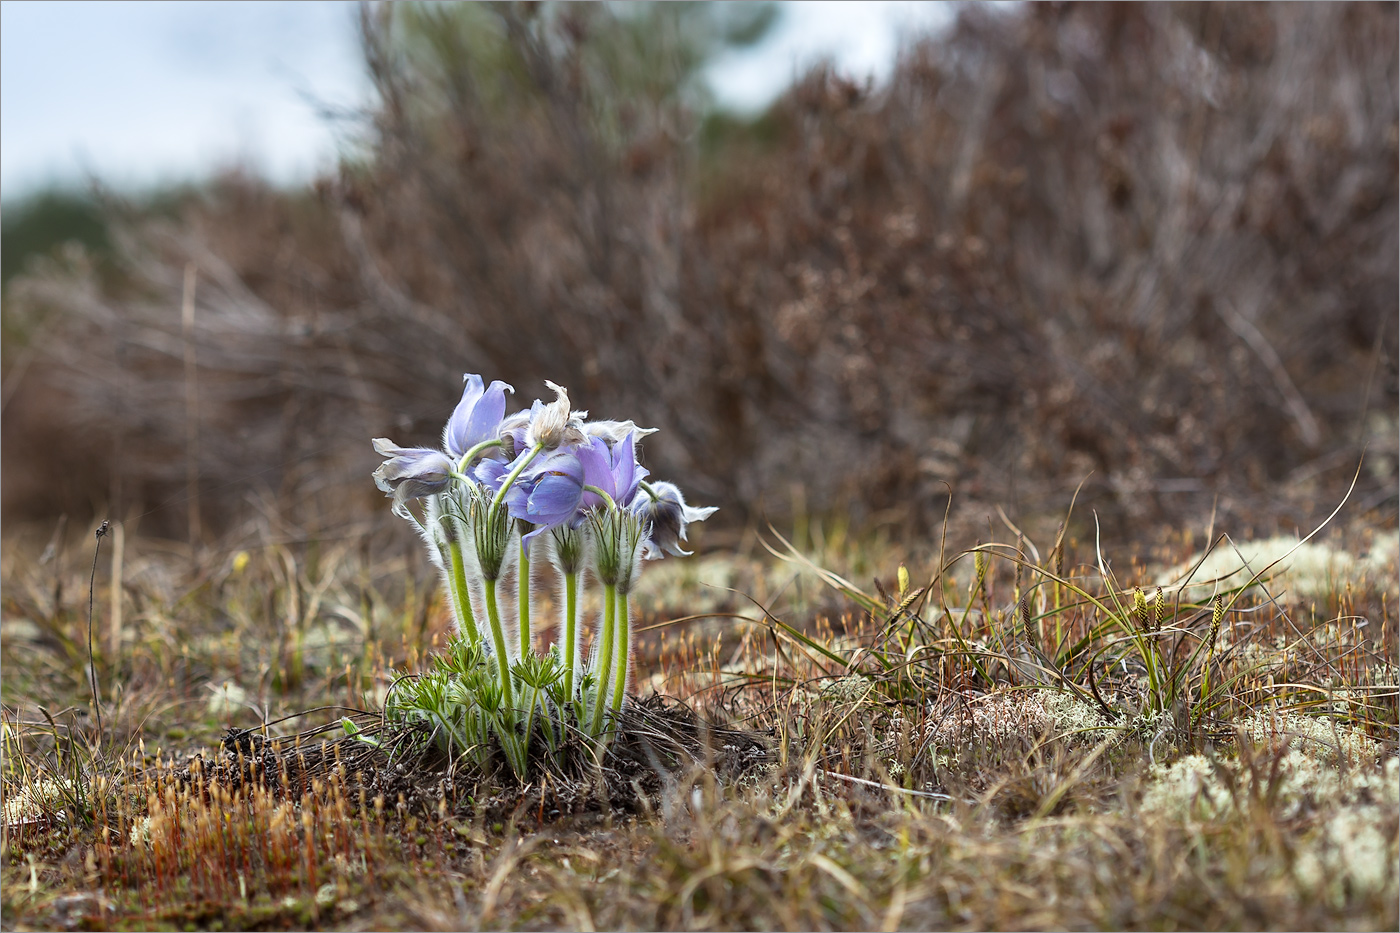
[550, 524, 586, 575]
[471, 489, 513, 581]
[591, 508, 645, 591]
[631, 481, 717, 560]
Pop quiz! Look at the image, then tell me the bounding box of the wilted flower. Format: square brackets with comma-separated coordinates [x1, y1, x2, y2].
[632, 481, 717, 559]
[372, 439, 454, 515]
[524, 381, 588, 450]
[442, 374, 513, 461]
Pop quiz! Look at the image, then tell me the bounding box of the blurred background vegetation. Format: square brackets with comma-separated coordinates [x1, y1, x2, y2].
[2, 1, 1396, 550]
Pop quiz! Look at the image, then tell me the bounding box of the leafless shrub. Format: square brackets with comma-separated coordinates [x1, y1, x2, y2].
[4, 2, 1395, 538]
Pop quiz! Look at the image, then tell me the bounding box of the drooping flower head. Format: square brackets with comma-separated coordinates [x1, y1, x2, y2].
[442, 374, 514, 461]
[372, 438, 455, 516]
[631, 481, 718, 559]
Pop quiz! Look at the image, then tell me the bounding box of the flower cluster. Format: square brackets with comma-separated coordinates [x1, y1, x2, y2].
[371, 374, 715, 771]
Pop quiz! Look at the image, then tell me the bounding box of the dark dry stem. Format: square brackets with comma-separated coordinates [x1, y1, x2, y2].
[85, 520, 109, 745]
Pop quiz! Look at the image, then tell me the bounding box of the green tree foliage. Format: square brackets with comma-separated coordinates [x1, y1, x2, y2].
[1, 190, 108, 293]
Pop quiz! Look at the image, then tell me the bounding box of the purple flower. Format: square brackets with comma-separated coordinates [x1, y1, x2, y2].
[501, 448, 587, 543]
[372, 438, 455, 514]
[577, 433, 647, 511]
[442, 374, 513, 461]
[471, 456, 510, 490]
[631, 481, 717, 559]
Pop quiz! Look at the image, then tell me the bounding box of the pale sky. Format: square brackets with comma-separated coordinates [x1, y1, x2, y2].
[0, 1, 954, 199]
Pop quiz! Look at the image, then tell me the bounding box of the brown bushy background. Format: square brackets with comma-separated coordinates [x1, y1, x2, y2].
[4, 2, 1396, 542]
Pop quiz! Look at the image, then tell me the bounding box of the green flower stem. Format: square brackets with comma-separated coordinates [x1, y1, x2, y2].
[483, 579, 514, 714]
[519, 532, 532, 658]
[581, 484, 618, 512]
[611, 589, 630, 716]
[563, 571, 578, 700]
[523, 682, 538, 755]
[537, 681, 558, 752]
[445, 538, 481, 645]
[489, 444, 544, 521]
[456, 438, 503, 474]
[590, 583, 617, 739]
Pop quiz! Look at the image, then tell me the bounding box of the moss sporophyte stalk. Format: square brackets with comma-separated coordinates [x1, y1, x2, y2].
[370, 373, 716, 775]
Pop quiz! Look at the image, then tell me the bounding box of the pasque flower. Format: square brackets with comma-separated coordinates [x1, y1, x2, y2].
[632, 481, 717, 558]
[496, 432, 649, 542]
[373, 372, 510, 515]
[442, 374, 513, 461]
[372, 439, 455, 515]
[577, 431, 647, 510]
[500, 448, 588, 543]
[374, 369, 718, 764]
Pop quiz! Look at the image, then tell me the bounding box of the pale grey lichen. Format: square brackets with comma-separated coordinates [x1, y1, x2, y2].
[1242, 711, 1382, 768]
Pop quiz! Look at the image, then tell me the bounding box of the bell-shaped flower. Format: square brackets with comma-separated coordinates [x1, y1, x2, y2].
[576, 432, 647, 511]
[442, 374, 513, 462]
[631, 481, 717, 559]
[372, 438, 455, 515]
[524, 381, 588, 451]
[500, 448, 587, 543]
